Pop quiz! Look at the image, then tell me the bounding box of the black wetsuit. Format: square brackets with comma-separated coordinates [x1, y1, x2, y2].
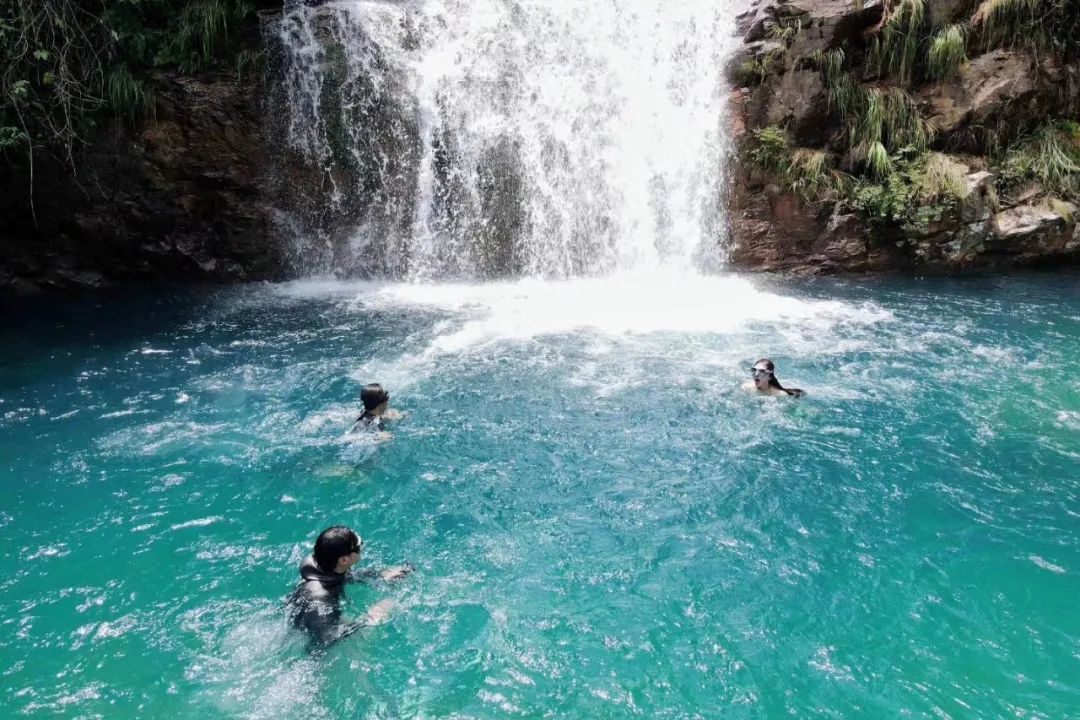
[350, 412, 387, 434]
[287, 555, 372, 646]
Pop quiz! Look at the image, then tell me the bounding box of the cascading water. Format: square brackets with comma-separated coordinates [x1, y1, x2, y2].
[271, 0, 742, 280]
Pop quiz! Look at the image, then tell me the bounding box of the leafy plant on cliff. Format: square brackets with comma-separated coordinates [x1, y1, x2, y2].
[855, 140, 893, 178]
[106, 65, 154, 125]
[848, 151, 970, 234]
[0, 0, 258, 170]
[926, 24, 968, 80]
[748, 126, 839, 200]
[846, 86, 932, 155]
[918, 152, 970, 201]
[971, 0, 1080, 58]
[165, 0, 253, 74]
[868, 0, 927, 84]
[767, 18, 803, 43]
[0, 0, 107, 163]
[745, 126, 970, 237]
[733, 47, 787, 87]
[995, 120, 1080, 199]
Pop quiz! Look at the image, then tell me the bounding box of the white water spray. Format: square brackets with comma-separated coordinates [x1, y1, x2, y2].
[274, 0, 743, 279]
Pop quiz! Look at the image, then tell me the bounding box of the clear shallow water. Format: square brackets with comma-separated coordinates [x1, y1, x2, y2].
[2, 272, 1079, 719]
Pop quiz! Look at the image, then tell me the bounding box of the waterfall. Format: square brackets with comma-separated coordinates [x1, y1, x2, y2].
[269, 0, 742, 280]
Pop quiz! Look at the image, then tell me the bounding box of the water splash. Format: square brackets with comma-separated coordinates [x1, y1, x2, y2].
[272, 0, 742, 279]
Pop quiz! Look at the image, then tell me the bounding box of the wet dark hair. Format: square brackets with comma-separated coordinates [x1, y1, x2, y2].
[754, 358, 804, 398]
[360, 383, 390, 412]
[313, 526, 361, 572]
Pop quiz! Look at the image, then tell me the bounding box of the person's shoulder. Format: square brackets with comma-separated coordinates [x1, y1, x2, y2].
[350, 414, 379, 432]
[300, 578, 333, 600]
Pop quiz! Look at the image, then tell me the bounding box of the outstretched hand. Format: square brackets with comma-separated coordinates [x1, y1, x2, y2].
[379, 563, 415, 581]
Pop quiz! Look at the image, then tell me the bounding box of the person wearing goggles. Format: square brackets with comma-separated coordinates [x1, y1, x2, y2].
[287, 525, 414, 647]
[745, 358, 805, 398]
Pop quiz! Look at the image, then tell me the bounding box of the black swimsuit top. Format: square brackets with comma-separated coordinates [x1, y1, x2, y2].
[350, 412, 386, 433]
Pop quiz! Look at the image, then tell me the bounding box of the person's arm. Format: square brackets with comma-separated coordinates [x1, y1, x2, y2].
[332, 598, 396, 643]
[333, 618, 368, 643]
[383, 408, 406, 421]
[345, 567, 380, 583]
[346, 563, 415, 583]
[377, 563, 414, 581]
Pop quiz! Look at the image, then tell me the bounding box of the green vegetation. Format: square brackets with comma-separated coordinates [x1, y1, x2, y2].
[747, 122, 976, 235]
[860, 0, 1080, 85]
[106, 65, 154, 125]
[748, 126, 838, 200]
[996, 120, 1080, 199]
[746, 0, 1080, 240]
[733, 48, 786, 87]
[847, 150, 971, 234]
[767, 18, 802, 44]
[169, 0, 253, 74]
[971, 0, 1080, 57]
[926, 24, 968, 80]
[1, 0, 258, 166]
[868, 0, 926, 84]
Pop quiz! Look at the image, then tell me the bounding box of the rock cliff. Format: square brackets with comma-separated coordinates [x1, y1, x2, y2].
[0, 71, 285, 298]
[726, 0, 1080, 274]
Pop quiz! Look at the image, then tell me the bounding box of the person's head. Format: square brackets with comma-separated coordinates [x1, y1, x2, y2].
[313, 525, 364, 574]
[750, 358, 784, 391]
[360, 383, 390, 415]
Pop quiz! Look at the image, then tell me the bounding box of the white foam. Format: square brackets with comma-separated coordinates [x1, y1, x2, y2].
[357, 270, 891, 356]
[171, 516, 225, 531]
[1028, 555, 1066, 574]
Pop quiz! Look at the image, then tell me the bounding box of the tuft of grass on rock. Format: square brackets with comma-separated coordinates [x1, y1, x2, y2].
[916, 152, 969, 202]
[926, 24, 968, 81]
[747, 126, 840, 200]
[997, 120, 1080, 199]
[106, 65, 154, 124]
[869, 0, 927, 84]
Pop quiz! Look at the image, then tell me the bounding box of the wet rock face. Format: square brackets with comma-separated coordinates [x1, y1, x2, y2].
[0, 73, 284, 298]
[916, 51, 1054, 135]
[726, 184, 901, 275]
[748, 69, 831, 147]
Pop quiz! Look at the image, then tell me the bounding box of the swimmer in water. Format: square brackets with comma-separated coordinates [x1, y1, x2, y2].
[745, 358, 805, 398]
[350, 383, 404, 435]
[286, 525, 414, 647]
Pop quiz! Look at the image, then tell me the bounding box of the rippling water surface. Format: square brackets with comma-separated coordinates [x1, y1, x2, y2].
[2, 272, 1078, 719]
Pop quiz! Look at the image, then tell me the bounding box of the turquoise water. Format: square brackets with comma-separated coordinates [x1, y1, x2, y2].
[2, 272, 1079, 719]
